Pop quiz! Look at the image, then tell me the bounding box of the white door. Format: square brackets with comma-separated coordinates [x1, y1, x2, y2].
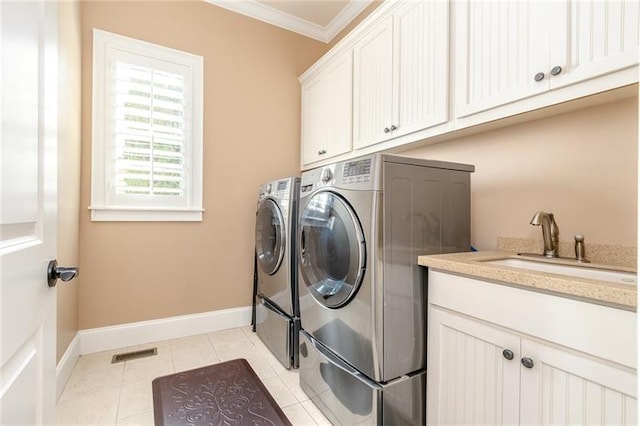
[427, 307, 521, 426]
[393, 0, 448, 137]
[549, 0, 640, 90]
[454, 0, 550, 118]
[1, 1, 58, 424]
[324, 51, 352, 160]
[353, 16, 393, 149]
[301, 75, 327, 166]
[520, 338, 637, 425]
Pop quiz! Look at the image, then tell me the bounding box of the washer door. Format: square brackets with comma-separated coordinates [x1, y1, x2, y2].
[299, 191, 365, 308]
[255, 198, 285, 275]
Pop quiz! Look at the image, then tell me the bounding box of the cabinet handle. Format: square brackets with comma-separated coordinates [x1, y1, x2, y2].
[550, 65, 562, 76]
[521, 357, 534, 369]
[384, 127, 390, 133]
[390, 124, 397, 131]
[318, 149, 327, 155]
[502, 349, 514, 360]
[534, 72, 545, 82]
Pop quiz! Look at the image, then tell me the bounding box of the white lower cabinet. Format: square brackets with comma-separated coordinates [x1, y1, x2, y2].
[427, 270, 637, 425]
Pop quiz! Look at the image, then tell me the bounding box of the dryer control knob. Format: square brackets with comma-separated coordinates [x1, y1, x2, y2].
[321, 168, 333, 184]
[266, 184, 272, 194]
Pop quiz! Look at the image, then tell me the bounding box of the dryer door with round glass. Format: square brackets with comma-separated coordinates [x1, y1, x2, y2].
[255, 198, 285, 276]
[299, 191, 366, 308]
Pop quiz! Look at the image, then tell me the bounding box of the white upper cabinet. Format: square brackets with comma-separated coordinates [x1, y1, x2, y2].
[455, 0, 639, 120]
[455, 1, 549, 118]
[301, 51, 353, 166]
[393, 1, 449, 138]
[353, 1, 449, 150]
[549, 0, 640, 89]
[299, 0, 638, 169]
[353, 16, 394, 150]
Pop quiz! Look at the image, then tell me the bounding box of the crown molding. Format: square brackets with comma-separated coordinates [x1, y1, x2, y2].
[204, 0, 373, 43]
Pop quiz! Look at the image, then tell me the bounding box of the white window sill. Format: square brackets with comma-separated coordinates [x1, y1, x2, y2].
[89, 206, 204, 222]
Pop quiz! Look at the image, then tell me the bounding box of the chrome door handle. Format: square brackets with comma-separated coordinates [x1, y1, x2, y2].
[47, 260, 79, 287]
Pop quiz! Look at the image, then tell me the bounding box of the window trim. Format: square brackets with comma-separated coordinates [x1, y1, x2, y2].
[90, 29, 204, 222]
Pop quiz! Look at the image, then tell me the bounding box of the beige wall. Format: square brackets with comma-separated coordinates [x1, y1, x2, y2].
[57, 1, 82, 362]
[401, 96, 638, 250]
[79, 1, 328, 329]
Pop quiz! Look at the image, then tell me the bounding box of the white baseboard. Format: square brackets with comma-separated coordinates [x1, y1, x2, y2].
[78, 306, 252, 355]
[56, 332, 80, 401]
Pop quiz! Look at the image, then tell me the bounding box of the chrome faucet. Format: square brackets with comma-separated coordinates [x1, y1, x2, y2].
[530, 211, 559, 258]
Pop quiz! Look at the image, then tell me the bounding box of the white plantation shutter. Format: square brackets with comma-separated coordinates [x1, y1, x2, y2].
[112, 60, 185, 198]
[91, 30, 203, 221]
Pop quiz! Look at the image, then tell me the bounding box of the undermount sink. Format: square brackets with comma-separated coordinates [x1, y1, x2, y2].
[482, 257, 637, 286]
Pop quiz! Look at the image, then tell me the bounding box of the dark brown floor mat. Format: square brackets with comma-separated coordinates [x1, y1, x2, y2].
[152, 358, 292, 426]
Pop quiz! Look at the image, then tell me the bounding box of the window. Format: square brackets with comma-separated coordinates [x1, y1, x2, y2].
[90, 29, 203, 221]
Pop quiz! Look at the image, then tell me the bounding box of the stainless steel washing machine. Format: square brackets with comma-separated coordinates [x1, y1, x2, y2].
[297, 154, 474, 424]
[255, 176, 300, 369]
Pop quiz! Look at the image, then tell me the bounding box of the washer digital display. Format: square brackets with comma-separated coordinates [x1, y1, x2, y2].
[343, 159, 371, 178]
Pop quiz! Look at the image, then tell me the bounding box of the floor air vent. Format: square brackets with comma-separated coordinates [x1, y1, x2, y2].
[111, 347, 157, 363]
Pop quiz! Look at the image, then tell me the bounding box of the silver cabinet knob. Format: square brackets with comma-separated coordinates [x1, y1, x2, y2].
[550, 65, 562, 76]
[317, 149, 327, 155]
[534, 72, 545, 82]
[390, 125, 397, 131]
[521, 357, 534, 369]
[502, 349, 514, 360]
[384, 127, 390, 133]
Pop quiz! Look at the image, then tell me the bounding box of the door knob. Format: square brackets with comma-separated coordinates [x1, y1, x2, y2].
[47, 260, 79, 287]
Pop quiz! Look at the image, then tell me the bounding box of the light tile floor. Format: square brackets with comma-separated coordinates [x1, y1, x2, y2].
[57, 326, 331, 425]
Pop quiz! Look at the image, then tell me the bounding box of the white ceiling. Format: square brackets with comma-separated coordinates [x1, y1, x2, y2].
[204, 0, 373, 43]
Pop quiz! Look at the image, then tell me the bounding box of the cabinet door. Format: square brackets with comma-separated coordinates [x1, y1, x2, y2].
[393, 1, 449, 138]
[454, 1, 550, 118]
[549, 0, 640, 90]
[520, 338, 637, 425]
[300, 51, 353, 166]
[353, 16, 393, 150]
[301, 75, 327, 165]
[325, 52, 353, 160]
[427, 307, 521, 426]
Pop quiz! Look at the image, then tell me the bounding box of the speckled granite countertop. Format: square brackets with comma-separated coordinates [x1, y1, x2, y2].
[418, 251, 637, 311]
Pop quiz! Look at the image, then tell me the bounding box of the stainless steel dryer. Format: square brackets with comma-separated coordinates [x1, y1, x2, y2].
[255, 176, 300, 369]
[297, 154, 474, 425]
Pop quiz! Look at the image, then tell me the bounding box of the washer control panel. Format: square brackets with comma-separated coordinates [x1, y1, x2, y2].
[301, 155, 380, 194]
[259, 179, 291, 200]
